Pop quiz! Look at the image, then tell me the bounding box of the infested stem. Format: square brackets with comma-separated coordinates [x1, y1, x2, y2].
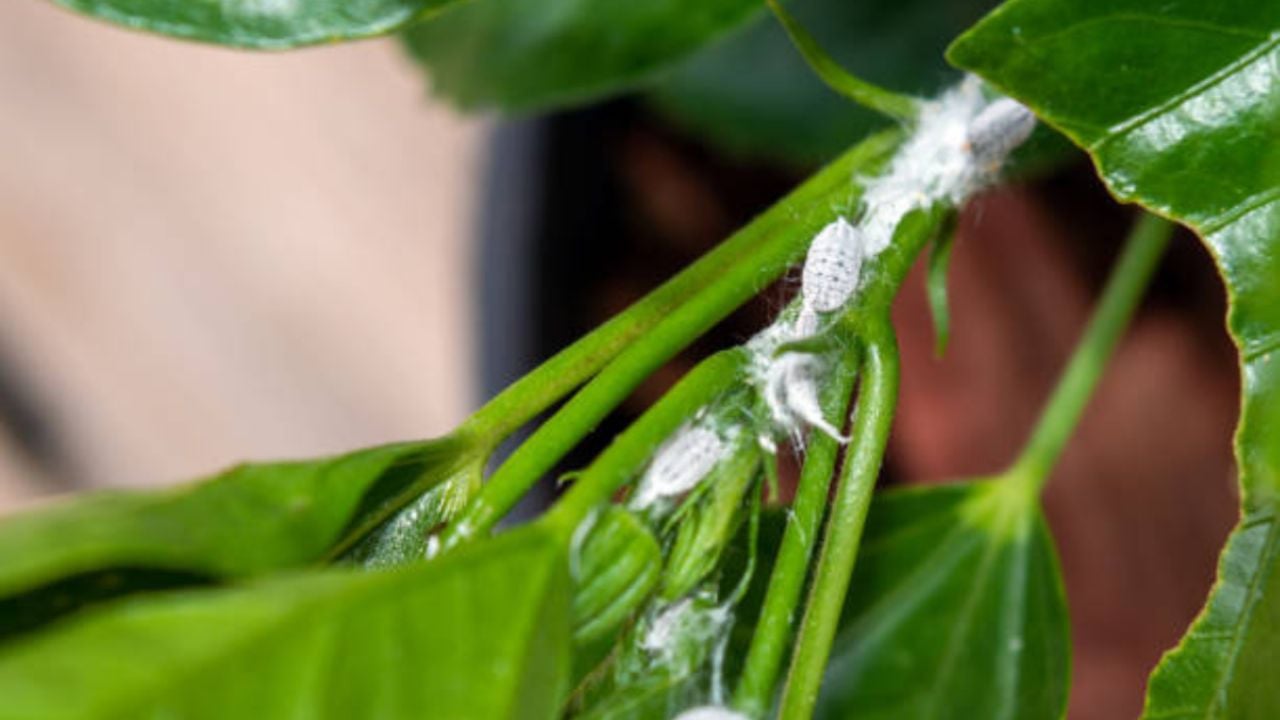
[733, 339, 861, 717]
[733, 205, 946, 716]
[1010, 212, 1172, 491]
[778, 321, 899, 720]
[439, 131, 902, 547]
[541, 349, 751, 538]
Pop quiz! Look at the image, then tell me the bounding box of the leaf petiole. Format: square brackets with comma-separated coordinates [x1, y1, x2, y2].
[1009, 212, 1172, 492]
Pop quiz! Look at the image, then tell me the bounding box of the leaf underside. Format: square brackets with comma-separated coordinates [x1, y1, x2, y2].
[817, 482, 1070, 720]
[399, 0, 761, 111]
[49, 0, 453, 48]
[651, 0, 996, 162]
[950, 2, 1280, 717]
[0, 526, 571, 720]
[0, 437, 470, 640]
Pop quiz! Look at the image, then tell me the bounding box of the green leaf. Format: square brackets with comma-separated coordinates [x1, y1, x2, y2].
[48, 0, 451, 49]
[651, 0, 996, 163]
[0, 435, 478, 639]
[816, 482, 1069, 719]
[0, 525, 570, 719]
[949, 5, 1280, 716]
[399, 0, 760, 110]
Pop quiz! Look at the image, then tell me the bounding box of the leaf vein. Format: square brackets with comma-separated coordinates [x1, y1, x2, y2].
[1092, 31, 1280, 154]
[1204, 515, 1278, 716]
[920, 535, 1004, 717]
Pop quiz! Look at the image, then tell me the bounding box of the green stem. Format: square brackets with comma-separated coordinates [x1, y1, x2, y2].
[733, 340, 861, 717]
[440, 132, 902, 546]
[461, 130, 899, 447]
[732, 206, 946, 716]
[542, 349, 750, 539]
[1010, 213, 1172, 491]
[778, 321, 900, 720]
[766, 0, 919, 121]
[459, 232, 746, 445]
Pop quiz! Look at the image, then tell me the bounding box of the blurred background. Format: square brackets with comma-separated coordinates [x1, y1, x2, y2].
[0, 0, 482, 505]
[0, 0, 1242, 717]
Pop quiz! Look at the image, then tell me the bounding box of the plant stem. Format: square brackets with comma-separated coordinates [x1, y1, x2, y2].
[733, 340, 861, 717]
[541, 349, 750, 538]
[766, 0, 919, 121]
[460, 130, 899, 448]
[1010, 213, 1172, 491]
[733, 206, 945, 717]
[440, 132, 902, 546]
[777, 320, 899, 720]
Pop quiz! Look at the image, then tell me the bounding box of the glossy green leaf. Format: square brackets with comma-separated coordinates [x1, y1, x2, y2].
[0, 435, 479, 639]
[816, 482, 1069, 719]
[950, 5, 1280, 716]
[0, 525, 570, 719]
[48, 0, 452, 49]
[399, 0, 760, 110]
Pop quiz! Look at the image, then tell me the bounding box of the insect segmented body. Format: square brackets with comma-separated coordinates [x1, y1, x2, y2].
[631, 423, 727, 509]
[801, 217, 865, 314]
[966, 97, 1037, 169]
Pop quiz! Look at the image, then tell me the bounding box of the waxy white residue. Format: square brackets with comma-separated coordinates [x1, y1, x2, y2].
[630, 423, 728, 509]
[751, 78, 1035, 448]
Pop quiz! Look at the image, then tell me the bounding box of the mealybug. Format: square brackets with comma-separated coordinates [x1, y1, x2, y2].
[631, 423, 726, 508]
[966, 98, 1036, 168]
[801, 217, 865, 313]
[762, 353, 849, 445]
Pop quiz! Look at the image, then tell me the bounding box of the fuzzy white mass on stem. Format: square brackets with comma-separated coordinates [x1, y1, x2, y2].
[630, 423, 728, 509]
[858, 76, 1035, 256]
[763, 353, 848, 445]
[966, 97, 1037, 171]
[749, 78, 1036, 450]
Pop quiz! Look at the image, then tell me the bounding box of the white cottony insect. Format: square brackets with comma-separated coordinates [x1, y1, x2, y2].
[966, 97, 1037, 169]
[631, 423, 727, 509]
[745, 82, 1039, 463]
[801, 217, 865, 313]
[762, 352, 849, 445]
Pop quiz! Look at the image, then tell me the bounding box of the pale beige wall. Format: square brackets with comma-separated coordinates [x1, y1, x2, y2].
[0, 2, 483, 506]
